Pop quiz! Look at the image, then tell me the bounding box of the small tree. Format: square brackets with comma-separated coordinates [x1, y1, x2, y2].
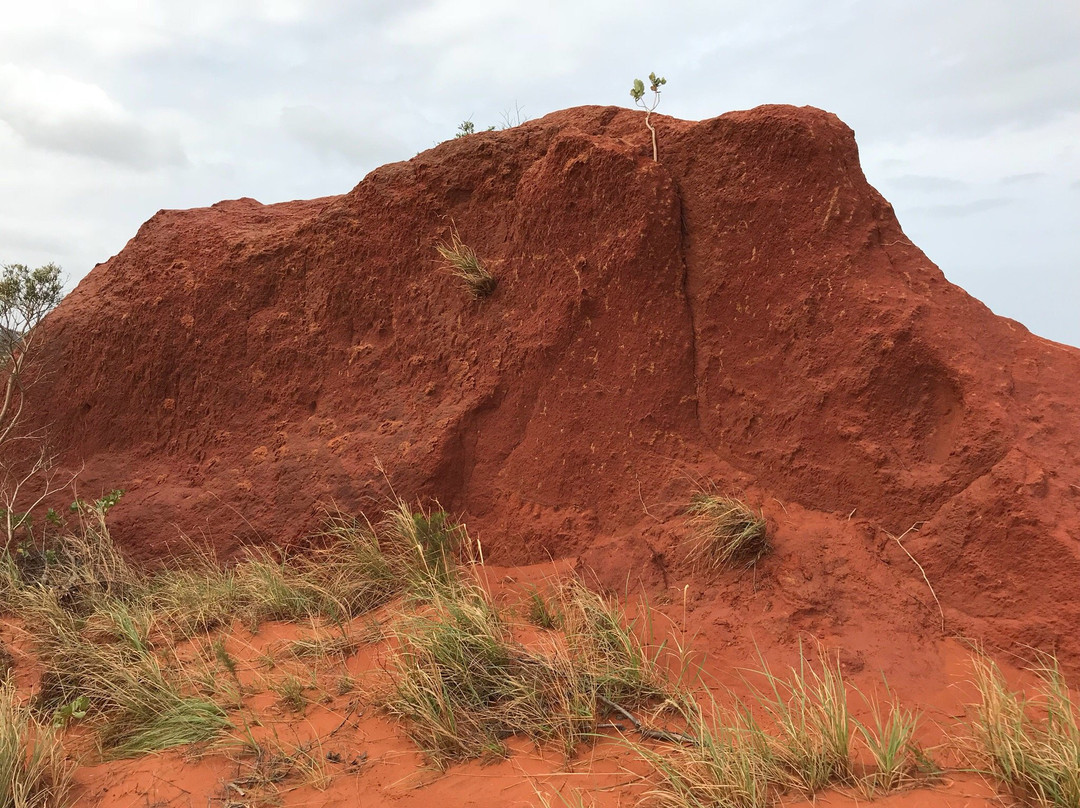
[0, 262, 65, 544]
[630, 72, 667, 162]
[0, 263, 63, 446]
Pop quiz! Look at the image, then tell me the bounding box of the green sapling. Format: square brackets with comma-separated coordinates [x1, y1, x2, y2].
[630, 72, 667, 161]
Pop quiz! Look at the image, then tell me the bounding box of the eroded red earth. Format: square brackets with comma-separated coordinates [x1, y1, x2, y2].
[17, 104, 1080, 805]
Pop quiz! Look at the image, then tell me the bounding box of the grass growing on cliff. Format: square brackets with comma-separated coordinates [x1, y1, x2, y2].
[685, 494, 768, 572]
[972, 656, 1080, 807]
[436, 228, 497, 299]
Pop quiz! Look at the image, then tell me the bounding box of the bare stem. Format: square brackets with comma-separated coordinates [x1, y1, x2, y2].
[645, 109, 657, 161]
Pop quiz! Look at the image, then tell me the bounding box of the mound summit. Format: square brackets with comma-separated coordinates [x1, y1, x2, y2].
[28, 105, 1080, 666]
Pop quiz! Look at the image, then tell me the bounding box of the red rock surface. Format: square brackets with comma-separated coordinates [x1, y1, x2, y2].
[26, 104, 1080, 669]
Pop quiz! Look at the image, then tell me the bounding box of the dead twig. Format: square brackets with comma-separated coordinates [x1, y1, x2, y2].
[597, 695, 699, 746]
[888, 522, 945, 633]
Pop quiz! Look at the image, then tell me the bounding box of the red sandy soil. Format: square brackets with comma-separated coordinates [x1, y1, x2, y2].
[14, 103, 1080, 805]
[0, 570, 1032, 808]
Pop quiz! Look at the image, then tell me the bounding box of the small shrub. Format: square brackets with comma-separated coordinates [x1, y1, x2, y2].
[686, 494, 768, 572]
[454, 119, 495, 138]
[436, 229, 497, 299]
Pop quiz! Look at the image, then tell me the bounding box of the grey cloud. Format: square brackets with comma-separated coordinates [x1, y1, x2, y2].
[887, 175, 968, 193]
[1000, 172, 1046, 185]
[0, 65, 187, 170]
[0, 112, 186, 169]
[908, 198, 1014, 218]
[280, 105, 399, 165]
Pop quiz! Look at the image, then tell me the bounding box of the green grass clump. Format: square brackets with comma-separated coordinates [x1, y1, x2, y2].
[559, 579, 673, 708]
[741, 648, 853, 794]
[638, 652, 927, 806]
[973, 656, 1080, 807]
[525, 588, 561, 630]
[272, 675, 309, 713]
[853, 695, 921, 797]
[383, 575, 681, 768]
[0, 680, 74, 808]
[28, 595, 229, 759]
[639, 699, 769, 808]
[686, 494, 768, 572]
[384, 584, 594, 767]
[380, 501, 467, 600]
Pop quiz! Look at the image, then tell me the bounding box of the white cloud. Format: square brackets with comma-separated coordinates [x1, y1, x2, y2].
[0, 65, 185, 168]
[0, 0, 1076, 345]
[281, 105, 402, 165]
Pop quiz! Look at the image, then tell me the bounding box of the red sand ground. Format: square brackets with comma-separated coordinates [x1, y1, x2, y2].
[15, 104, 1080, 805]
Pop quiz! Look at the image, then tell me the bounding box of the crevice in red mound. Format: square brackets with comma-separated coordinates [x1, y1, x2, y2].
[20, 103, 1080, 672]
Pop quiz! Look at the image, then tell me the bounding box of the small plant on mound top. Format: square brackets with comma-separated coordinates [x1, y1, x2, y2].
[454, 119, 495, 138]
[685, 493, 768, 572]
[630, 72, 667, 162]
[436, 227, 497, 300]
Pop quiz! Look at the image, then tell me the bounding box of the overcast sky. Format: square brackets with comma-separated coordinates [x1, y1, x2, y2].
[1, 1, 1077, 345]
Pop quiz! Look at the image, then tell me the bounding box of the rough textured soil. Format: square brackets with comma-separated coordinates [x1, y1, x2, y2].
[29, 104, 1079, 671]
[16, 103, 1079, 806]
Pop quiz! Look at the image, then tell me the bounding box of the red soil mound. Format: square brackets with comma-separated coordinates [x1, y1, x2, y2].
[26, 105, 1080, 668]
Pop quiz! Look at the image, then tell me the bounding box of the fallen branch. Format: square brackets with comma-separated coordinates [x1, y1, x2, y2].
[597, 694, 699, 746]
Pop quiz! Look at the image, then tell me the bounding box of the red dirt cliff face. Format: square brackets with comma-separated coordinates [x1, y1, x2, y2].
[26, 105, 1080, 668]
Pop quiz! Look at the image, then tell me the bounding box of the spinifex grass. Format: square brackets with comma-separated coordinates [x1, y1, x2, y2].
[637, 697, 770, 808]
[384, 584, 593, 767]
[686, 494, 768, 572]
[972, 656, 1080, 807]
[741, 647, 853, 794]
[853, 694, 921, 797]
[0, 680, 75, 808]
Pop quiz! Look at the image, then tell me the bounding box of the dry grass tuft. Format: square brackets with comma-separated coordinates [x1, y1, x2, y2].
[0, 679, 75, 808]
[686, 494, 768, 572]
[972, 656, 1080, 807]
[436, 228, 497, 299]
